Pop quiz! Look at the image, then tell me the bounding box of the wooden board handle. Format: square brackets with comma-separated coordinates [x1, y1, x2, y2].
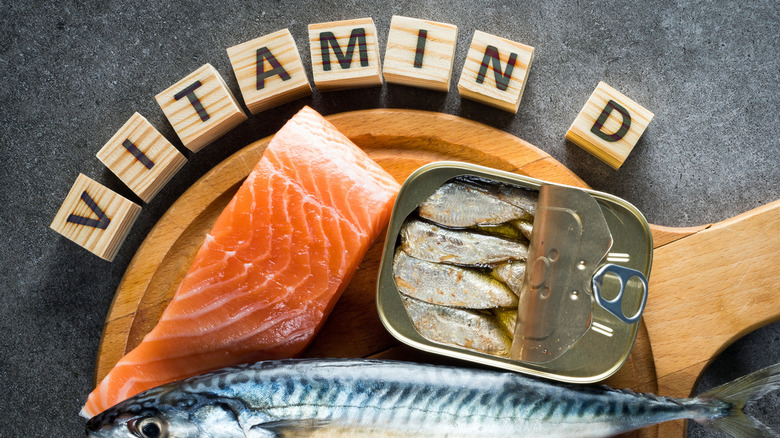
[646, 198, 780, 393]
[644, 199, 780, 435]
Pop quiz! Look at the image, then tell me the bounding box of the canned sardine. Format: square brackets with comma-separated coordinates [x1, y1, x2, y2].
[377, 162, 653, 383]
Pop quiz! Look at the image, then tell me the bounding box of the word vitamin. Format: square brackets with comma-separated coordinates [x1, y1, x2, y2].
[50, 16, 653, 261]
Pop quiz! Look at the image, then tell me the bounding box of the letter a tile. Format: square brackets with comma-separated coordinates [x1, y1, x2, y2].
[155, 64, 247, 152]
[96, 113, 186, 203]
[308, 18, 383, 91]
[50, 174, 142, 261]
[227, 29, 312, 114]
[457, 30, 534, 113]
[565, 82, 654, 169]
[383, 16, 458, 92]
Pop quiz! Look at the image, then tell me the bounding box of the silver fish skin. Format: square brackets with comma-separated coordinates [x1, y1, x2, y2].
[85, 359, 780, 438]
[401, 296, 512, 356]
[393, 250, 518, 309]
[418, 181, 531, 228]
[460, 176, 539, 217]
[401, 220, 528, 267]
[492, 260, 527, 296]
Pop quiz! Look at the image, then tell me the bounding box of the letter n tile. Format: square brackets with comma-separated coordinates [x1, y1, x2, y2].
[457, 30, 534, 113]
[565, 82, 654, 169]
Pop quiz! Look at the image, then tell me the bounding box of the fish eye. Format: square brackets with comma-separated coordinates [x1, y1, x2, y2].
[134, 417, 164, 438]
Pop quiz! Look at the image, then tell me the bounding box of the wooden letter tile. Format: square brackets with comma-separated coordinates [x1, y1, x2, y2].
[96, 113, 186, 203]
[457, 30, 534, 113]
[155, 64, 247, 152]
[308, 18, 383, 91]
[565, 82, 654, 169]
[227, 29, 312, 114]
[382, 16, 457, 92]
[50, 174, 142, 261]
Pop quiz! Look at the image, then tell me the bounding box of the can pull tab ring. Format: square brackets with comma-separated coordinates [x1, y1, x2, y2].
[592, 264, 648, 324]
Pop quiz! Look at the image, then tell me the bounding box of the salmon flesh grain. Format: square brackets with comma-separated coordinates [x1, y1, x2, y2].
[83, 107, 400, 418]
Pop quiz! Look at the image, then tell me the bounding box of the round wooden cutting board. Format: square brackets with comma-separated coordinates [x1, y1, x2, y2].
[94, 109, 780, 438]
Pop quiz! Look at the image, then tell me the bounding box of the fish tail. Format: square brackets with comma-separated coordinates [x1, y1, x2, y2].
[693, 363, 780, 437]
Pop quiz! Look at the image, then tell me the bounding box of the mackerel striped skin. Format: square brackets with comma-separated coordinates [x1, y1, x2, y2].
[85, 358, 733, 438]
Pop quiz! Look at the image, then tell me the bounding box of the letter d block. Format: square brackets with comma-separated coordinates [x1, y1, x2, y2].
[565, 82, 654, 169]
[97, 113, 186, 203]
[156, 64, 247, 152]
[227, 29, 312, 114]
[309, 18, 383, 91]
[457, 30, 534, 113]
[50, 174, 142, 261]
[382, 16, 458, 92]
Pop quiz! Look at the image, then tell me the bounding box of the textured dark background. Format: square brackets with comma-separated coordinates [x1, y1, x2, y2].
[1, 0, 778, 436]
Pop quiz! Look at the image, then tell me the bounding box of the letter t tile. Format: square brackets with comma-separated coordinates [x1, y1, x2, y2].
[155, 64, 247, 152]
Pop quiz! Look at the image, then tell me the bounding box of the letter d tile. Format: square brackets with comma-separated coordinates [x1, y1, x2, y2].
[566, 82, 654, 169]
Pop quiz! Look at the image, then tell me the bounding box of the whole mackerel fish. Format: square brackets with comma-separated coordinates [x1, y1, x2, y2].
[85, 358, 780, 438]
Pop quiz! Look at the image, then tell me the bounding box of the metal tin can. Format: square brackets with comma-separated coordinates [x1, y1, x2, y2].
[377, 162, 653, 383]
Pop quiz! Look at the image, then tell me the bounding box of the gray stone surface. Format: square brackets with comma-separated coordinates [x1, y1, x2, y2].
[1, 0, 778, 436]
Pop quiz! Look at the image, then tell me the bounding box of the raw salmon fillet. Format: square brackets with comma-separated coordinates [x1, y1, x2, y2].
[83, 106, 400, 417]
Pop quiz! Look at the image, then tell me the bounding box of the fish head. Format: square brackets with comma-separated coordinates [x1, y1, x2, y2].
[86, 408, 170, 438]
[85, 402, 179, 438]
[85, 384, 263, 437]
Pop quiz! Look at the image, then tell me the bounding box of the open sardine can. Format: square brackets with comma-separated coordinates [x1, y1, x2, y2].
[377, 162, 653, 383]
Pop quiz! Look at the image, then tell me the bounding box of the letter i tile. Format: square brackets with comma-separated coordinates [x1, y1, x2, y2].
[155, 64, 247, 152]
[565, 82, 654, 169]
[96, 113, 186, 203]
[227, 29, 312, 114]
[50, 174, 142, 261]
[457, 30, 534, 113]
[382, 15, 458, 92]
[308, 18, 383, 91]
